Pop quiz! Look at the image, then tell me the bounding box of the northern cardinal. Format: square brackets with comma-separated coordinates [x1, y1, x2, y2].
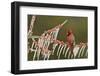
[66, 29, 75, 47]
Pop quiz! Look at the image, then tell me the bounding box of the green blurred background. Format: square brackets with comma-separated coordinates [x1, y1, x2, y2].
[28, 15, 88, 44]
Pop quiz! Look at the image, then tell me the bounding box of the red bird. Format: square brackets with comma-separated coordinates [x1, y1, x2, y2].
[66, 29, 75, 47]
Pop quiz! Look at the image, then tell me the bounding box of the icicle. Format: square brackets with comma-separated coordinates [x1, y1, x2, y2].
[68, 51, 71, 59]
[78, 46, 84, 58]
[62, 44, 67, 55]
[58, 45, 64, 59]
[37, 48, 41, 60]
[47, 53, 51, 60]
[33, 50, 37, 60]
[46, 51, 51, 60]
[73, 45, 80, 58]
[52, 43, 58, 55]
[43, 54, 46, 60]
[85, 49, 88, 57]
[28, 16, 36, 37]
[33, 43, 38, 60]
[64, 47, 70, 58]
[30, 41, 35, 51]
[57, 44, 62, 56]
[80, 45, 86, 57]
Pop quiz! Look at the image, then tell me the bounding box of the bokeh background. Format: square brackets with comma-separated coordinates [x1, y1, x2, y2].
[28, 15, 88, 44]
